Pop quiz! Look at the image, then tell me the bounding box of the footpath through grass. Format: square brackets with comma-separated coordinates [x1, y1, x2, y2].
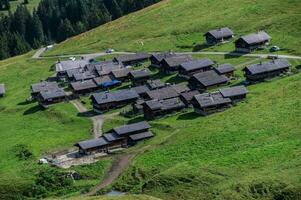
[45, 0, 301, 56]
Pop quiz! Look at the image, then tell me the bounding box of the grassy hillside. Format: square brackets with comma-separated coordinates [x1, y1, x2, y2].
[46, 0, 301, 56]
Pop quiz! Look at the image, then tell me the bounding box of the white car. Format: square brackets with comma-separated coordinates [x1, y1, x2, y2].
[106, 48, 115, 54]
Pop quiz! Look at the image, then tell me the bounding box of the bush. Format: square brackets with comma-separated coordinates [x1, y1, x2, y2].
[12, 144, 34, 160]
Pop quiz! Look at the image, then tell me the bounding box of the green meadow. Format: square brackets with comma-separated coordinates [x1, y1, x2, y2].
[45, 0, 301, 56]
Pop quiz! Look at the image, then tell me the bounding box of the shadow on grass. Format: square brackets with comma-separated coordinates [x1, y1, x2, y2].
[128, 116, 146, 124]
[77, 111, 98, 117]
[165, 75, 186, 84]
[295, 65, 301, 70]
[23, 105, 45, 115]
[224, 51, 248, 59]
[18, 100, 34, 106]
[177, 111, 200, 120]
[193, 43, 212, 52]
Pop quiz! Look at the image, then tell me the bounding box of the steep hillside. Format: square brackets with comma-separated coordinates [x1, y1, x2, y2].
[0, 0, 40, 14]
[46, 0, 301, 56]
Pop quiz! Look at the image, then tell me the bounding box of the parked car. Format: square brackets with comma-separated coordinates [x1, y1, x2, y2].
[270, 46, 280, 52]
[106, 48, 115, 54]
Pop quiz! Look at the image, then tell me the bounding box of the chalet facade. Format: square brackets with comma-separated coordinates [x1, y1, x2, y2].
[31, 81, 60, 99]
[150, 52, 176, 67]
[191, 92, 232, 115]
[214, 64, 235, 78]
[129, 69, 151, 86]
[109, 68, 133, 82]
[143, 97, 186, 120]
[56, 59, 90, 80]
[75, 138, 109, 155]
[91, 89, 139, 113]
[235, 31, 271, 52]
[160, 55, 193, 73]
[189, 70, 229, 91]
[37, 88, 67, 107]
[219, 86, 248, 103]
[204, 27, 234, 44]
[0, 84, 5, 97]
[113, 53, 150, 66]
[243, 59, 291, 82]
[179, 59, 214, 78]
[180, 90, 200, 106]
[131, 85, 150, 99]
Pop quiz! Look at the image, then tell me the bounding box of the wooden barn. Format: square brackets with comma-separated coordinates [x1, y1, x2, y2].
[235, 31, 271, 52]
[56, 59, 90, 80]
[102, 132, 128, 150]
[91, 89, 139, 113]
[243, 59, 291, 82]
[131, 85, 150, 99]
[150, 52, 176, 67]
[189, 70, 229, 91]
[110, 68, 133, 82]
[0, 84, 5, 97]
[219, 86, 248, 103]
[129, 69, 151, 86]
[204, 27, 234, 44]
[31, 81, 60, 99]
[160, 55, 193, 73]
[37, 88, 67, 107]
[180, 90, 201, 106]
[70, 80, 98, 95]
[179, 59, 214, 78]
[145, 86, 180, 100]
[146, 79, 166, 90]
[75, 138, 109, 155]
[142, 98, 186, 120]
[191, 92, 232, 115]
[113, 53, 150, 66]
[214, 64, 235, 78]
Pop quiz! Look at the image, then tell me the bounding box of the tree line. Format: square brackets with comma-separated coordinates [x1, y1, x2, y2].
[0, 0, 160, 60]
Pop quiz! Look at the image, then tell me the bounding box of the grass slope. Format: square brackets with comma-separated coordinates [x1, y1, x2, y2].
[46, 0, 301, 56]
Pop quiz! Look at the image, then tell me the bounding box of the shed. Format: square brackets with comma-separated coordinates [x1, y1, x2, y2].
[160, 55, 193, 73]
[235, 31, 271, 52]
[219, 86, 248, 102]
[75, 138, 109, 155]
[189, 70, 229, 91]
[103, 132, 127, 149]
[131, 85, 150, 99]
[31, 81, 60, 98]
[129, 69, 151, 86]
[146, 79, 166, 90]
[204, 27, 234, 44]
[70, 80, 98, 95]
[110, 68, 133, 82]
[145, 86, 179, 100]
[214, 64, 235, 78]
[180, 90, 200, 106]
[150, 52, 176, 67]
[128, 131, 154, 144]
[37, 88, 67, 106]
[113, 53, 150, 66]
[113, 121, 151, 137]
[179, 59, 214, 78]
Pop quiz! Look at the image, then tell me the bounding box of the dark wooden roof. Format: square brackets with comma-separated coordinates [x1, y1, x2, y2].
[193, 92, 231, 108]
[205, 27, 234, 39]
[71, 80, 97, 91]
[151, 52, 176, 62]
[31, 81, 59, 93]
[146, 86, 179, 100]
[191, 70, 229, 87]
[146, 79, 166, 90]
[131, 85, 150, 95]
[144, 97, 186, 111]
[161, 55, 193, 68]
[91, 89, 139, 105]
[180, 59, 214, 72]
[56, 59, 89, 72]
[73, 71, 96, 81]
[219, 86, 248, 98]
[215, 64, 235, 74]
[103, 132, 123, 142]
[75, 137, 108, 150]
[180, 90, 200, 102]
[90, 61, 123, 76]
[129, 131, 154, 141]
[172, 84, 191, 94]
[93, 76, 112, 86]
[129, 69, 151, 79]
[114, 53, 150, 64]
[244, 59, 291, 75]
[110, 68, 132, 79]
[39, 88, 66, 100]
[113, 121, 151, 136]
[236, 31, 271, 45]
[0, 84, 5, 95]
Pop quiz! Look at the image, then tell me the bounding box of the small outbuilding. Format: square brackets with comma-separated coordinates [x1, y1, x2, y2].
[70, 80, 98, 95]
[180, 90, 201, 106]
[75, 138, 109, 155]
[235, 31, 271, 52]
[129, 69, 151, 86]
[37, 88, 67, 106]
[214, 64, 235, 78]
[145, 86, 179, 100]
[110, 68, 133, 82]
[131, 85, 150, 99]
[160, 55, 193, 73]
[219, 86, 248, 103]
[150, 52, 176, 67]
[0, 84, 5, 97]
[191, 92, 232, 115]
[204, 27, 234, 44]
[113, 53, 150, 66]
[146, 79, 166, 90]
[31, 81, 60, 99]
[189, 70, 229, 91]
[243, 59, 291, 82]
[179, 59, 214, 78]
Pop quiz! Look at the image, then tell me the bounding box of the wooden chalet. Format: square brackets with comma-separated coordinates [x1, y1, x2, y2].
[110, 68, 133, 82]
[180, 90, 200, 106]
[56, 59, 89, 80]
[131, 85, 150, 99]
[204, 27, 234, 44]
[73, 71, 96, 82]
[0, 84, 5, 97]
[91, 89, 139, 113]
[129, 69, 151, 86]
[191, 92, 232, 115]
[93, 76, 121, 89]
[235, 31, 271, 52]
[70, 80, 98, 95]
[113, 53, 150, 66]
[214, 64, 235, 78]
[146, 79, 166, 90]
[102, 132, 128, 150]
[172, 83, 191, 94]
[189, 70, 229, 91]
[87, 61, 123, 77]
[37, 88, 67, 106]
[132, 99, 145, 114]
[145, 86, 179, 100]
[143, 97, 186, 120]
[75, 137, 109, 155]
[243, 59, 291, 82]
[219, 86, 248, 103]
[150, 52, 176, 67]
[179, 59, 214, 78]
[160, 55, 193, 73]
[31, 81, 60, 99]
